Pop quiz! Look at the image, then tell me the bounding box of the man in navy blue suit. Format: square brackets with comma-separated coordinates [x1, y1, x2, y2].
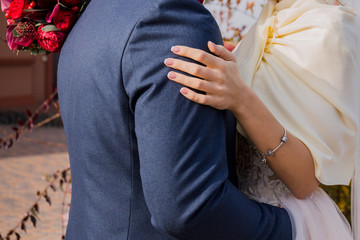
[57, 0, 293, 239]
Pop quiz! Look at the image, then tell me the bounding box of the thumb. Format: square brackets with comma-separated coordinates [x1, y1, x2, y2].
[208, 41, 236, 62]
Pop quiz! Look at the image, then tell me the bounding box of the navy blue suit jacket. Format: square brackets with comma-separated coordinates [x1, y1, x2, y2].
[58, 0, 292, 239]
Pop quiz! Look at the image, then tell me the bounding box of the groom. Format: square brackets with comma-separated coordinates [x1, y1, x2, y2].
[57, 0, 292, 239]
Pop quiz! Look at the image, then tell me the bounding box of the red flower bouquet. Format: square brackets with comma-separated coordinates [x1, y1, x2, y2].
[2, 0, 205, 54]
[1, 0, 90, 54]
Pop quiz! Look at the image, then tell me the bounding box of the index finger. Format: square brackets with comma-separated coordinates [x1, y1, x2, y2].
[171, 45, 222, 68]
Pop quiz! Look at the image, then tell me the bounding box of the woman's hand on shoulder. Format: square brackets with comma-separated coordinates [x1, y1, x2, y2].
[164, 41, 247, 113]
[165, 42, 321, 199]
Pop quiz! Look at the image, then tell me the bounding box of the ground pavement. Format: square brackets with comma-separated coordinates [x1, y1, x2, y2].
[0, 125, 69, 240]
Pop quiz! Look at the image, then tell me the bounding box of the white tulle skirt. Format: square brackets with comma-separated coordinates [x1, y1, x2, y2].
[280, 188, 353, 240]
[237, 141, 354, 239]
[237, 152, 353, 240]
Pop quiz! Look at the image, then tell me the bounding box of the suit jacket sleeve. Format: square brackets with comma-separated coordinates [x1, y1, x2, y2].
[122, 1, 292, 239]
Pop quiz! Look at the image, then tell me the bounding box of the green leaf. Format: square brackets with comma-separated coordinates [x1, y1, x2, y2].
[30, 208, 39, 219]
[79, 0, 91, 14]
[12, 28, 21, 37]
[35, 19, 47, 24]
[58, 2, 69, 9]
[38, 49, 48, 55]
[41, 25, 60, 32]
[30, 48, 39, 55]
[23, 9, 48, 12]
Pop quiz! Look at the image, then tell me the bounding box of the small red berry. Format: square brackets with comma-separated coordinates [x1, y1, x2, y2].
[29, 2, 36, 8]
[71, 6, 79, 12]
[7, 19, 14, 25]
[5, 11, 10, 18]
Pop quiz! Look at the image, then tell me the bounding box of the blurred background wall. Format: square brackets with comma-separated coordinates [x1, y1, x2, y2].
[0, 16, 56, 112]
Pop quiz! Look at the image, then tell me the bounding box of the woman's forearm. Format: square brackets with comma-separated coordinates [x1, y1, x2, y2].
[233, 84, 319, 199]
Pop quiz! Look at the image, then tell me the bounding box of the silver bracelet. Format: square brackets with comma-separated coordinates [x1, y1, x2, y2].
[258, 128, 287, 163]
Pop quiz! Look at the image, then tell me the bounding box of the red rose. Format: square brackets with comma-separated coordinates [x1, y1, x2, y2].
[37, 25, 66, 52]
[46, 4, 77, 31]
[59, 0, 82, 7]
[8, 0, 29, 19]
[52, 8, 77, 31]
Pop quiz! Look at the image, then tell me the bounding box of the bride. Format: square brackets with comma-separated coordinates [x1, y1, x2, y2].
[164, 0, 360, 238]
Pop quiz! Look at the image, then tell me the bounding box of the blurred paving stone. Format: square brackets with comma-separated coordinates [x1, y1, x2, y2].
[0, 125, 70, 239]
[0, 125, 67, 158]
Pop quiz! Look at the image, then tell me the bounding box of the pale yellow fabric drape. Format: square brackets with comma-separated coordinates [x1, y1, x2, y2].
[234, 0, 360, 186]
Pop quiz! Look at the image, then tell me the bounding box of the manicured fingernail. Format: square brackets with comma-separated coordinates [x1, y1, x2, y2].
[168, 72, 177, 79]
[180, 88, 188, 95]
[171, 46, 180, 53]
[208, 41, 216, 49]
[164, 58, 173, 66]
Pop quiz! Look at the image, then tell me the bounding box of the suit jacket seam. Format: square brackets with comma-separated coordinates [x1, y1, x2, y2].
[126, 111, 134, 240]
[122, 5, 159, 239]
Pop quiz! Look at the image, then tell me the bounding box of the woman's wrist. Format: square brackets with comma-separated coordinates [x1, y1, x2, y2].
[230, 84, 256, 120]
